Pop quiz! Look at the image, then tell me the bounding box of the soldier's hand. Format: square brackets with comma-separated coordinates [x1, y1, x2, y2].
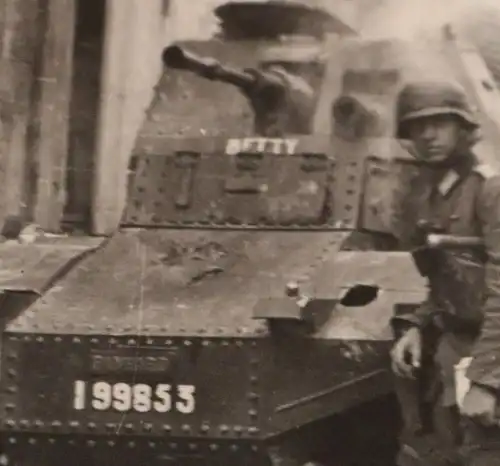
[390, 327, 422, 378]
[461, 383, 498, 426]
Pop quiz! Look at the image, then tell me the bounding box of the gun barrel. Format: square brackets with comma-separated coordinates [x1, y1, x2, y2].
[425, 234, 484, 249]
[162, 45, 287, 92]
[162, 45, 258, 89]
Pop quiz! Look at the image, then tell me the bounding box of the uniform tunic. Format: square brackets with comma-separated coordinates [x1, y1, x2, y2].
[391, 150, 500, 466]
[394, 152, 500, 406]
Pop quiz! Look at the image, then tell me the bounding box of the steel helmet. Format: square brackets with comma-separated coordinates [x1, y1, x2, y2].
[396, 79, 479, 138]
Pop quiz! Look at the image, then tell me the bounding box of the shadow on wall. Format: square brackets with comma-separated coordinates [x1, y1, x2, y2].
[65, 0, 105, 227]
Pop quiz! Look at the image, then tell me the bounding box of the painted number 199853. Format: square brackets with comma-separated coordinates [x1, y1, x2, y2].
[73, 381, 196, 413]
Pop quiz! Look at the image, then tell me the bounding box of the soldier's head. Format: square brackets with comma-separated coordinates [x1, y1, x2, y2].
[396, 79, 479, 164]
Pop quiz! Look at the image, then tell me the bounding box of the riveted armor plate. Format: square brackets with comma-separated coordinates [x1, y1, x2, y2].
[122, 135, 334, 228]
[0, 335, 265, 439]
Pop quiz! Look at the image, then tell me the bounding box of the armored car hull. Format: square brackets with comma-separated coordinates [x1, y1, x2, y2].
[0, 227, 426, 466]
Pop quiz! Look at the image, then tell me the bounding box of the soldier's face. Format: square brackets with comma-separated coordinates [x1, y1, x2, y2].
[406, 115, 463, 163]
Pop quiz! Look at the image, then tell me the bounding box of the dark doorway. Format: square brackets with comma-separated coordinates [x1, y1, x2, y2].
[63, 0, 106, 232]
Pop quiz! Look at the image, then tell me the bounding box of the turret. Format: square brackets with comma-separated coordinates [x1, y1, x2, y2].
[162, 42, 321, 136]
[214, 0, 356, 40]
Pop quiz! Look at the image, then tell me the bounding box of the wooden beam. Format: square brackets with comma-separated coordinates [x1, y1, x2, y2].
[32, 0, 76, 231]
[91, 0, 130, 235]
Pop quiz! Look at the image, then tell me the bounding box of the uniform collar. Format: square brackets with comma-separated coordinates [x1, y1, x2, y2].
[435, 152, 477, 197]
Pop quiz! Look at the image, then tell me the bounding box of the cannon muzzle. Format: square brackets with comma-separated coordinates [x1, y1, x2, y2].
[162, 45, 284, 91]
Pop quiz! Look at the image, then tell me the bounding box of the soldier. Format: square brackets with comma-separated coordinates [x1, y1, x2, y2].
[389, 79, 500, 466]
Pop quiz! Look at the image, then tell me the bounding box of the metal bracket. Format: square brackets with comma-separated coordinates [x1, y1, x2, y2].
[253, 283, 336, 335]
[174, 152, 200, 208]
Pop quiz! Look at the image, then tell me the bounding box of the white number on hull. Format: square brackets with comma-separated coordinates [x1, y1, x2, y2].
[72, 381, 195, 413]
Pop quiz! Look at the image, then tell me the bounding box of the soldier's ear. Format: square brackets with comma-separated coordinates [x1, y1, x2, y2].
[460, 125, 481, 148]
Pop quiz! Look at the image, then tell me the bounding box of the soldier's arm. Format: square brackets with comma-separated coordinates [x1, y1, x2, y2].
[391, 297, 435, 336]
[466, 173, 500, 389]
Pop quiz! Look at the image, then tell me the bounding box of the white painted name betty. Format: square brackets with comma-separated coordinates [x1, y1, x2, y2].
[225, 137, 299, 155]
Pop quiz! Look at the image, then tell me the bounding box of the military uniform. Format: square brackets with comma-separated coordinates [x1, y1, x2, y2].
[461, 176, 500, 466]
[390, 80, 500, 466]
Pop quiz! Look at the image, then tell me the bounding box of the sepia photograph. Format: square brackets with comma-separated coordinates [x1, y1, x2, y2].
[0, 0, 500, 465]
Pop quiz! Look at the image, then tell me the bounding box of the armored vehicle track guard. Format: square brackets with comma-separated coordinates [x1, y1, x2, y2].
[2, 23, 500, 466]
